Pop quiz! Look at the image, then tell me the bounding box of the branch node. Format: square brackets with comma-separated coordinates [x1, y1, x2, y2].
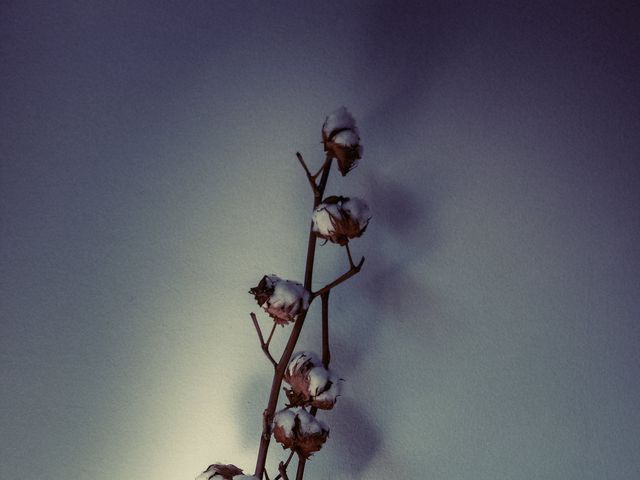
[251, 313, 278, 368]
[296, 152, 319, 196]
[312, 256, 365, 298]
[278, 462, 290, 480]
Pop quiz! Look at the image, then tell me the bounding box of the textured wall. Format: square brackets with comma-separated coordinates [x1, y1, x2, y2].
[2, 1, 639, 479]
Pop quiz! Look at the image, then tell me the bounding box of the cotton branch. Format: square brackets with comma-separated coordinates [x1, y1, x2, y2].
[252, 109, 367, 480]
[297, 152, 333, 204]
[312, 256, 365, 298]
[296, 152, 318, 194]
[345, 243, 356, 269]
[277, 461, 291, 480]
[272, 451, 295, 480]
[251, 313, 277, 368]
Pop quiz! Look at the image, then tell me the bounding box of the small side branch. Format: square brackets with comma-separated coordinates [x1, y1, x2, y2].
[345, 243, 355, 269]
[296, 153, 319, 196]
[277, 462, 291, 480]
[272, 451, 295, 480]
[312, 256, 365, 298]
[251, 313, 278, 368]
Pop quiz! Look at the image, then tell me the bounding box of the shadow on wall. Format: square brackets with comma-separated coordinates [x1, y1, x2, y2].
[322, 171, 438, 478]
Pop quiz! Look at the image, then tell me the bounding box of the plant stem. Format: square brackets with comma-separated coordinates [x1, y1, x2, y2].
[294, 290, 331, 479]
[251, 313, 278, 368]
[272, 451, 295, 480]
[312, 256, 365, 298]
[294, 460, 306, 480]
[253, 155, 332, 479]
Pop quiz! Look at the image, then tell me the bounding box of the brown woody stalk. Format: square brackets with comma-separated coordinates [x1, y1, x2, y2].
[293, 290, 331, 480]
[253, 153, 363, 479]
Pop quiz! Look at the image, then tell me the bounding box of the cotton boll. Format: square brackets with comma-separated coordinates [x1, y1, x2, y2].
[311, 370, 341, 410]
[314, 375, 341, 409]
[322, 107, 357, 137]
[312, 196, 371, 245]
[273, 409, 297, 436]
[287, 352, 321, 376]
[308, 367, 330, 396]
[249, 275, 310, 325]
[284, 351, 342, 410]
[322, 107, 362, 176]
[312, 204, 341, 237]
[332, 128, 360, 147]
[296, 408, 324, 434]
[272, 408, 330, 459]
[341, 197, 371, 230]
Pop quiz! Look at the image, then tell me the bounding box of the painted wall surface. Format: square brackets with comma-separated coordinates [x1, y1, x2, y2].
[2, 2, 639, 479]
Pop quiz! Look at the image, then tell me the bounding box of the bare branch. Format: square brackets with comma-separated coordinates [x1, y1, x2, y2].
[251, 313, 277, 368]
[311, 156, 331, 180]
[265, 322, 277, 347]
[272, 451, 295, 480]
[278, 462, 291, 480]
[296, 152, 319, 196]
[345, 243, 355, 269]
[312, 256, 365, 298]
[296, 151, 313, 178]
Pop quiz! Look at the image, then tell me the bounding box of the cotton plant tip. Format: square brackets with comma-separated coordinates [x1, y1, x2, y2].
[272, 408, 330, 459]
[249, 275, 310, 325]
[284, 352, 342, 409]
[322, 107, 362, 176]
[322, 107, 357, 136]
[312, 196, 371, 245]
[197, 463, 244, 480]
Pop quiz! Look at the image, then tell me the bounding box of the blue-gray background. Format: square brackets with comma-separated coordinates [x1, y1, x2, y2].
[2, 1, 639, 479]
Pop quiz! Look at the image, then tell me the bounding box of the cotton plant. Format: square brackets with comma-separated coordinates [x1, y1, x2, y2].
[284, 352, 341, 410]
[197, 108, 370, 480]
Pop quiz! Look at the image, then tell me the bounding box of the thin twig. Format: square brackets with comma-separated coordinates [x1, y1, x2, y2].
[266, 322, 277, 346]
[251, 313, 277, 368]
[312, 256, 365, 298]
[296, 152, 319, 195]
[272, 451, 295, 480]
[278, 462, 291, 480]
[295, 152, 313, 178]
[311, 156, 330, 180]
[345, 243, 355, 269]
